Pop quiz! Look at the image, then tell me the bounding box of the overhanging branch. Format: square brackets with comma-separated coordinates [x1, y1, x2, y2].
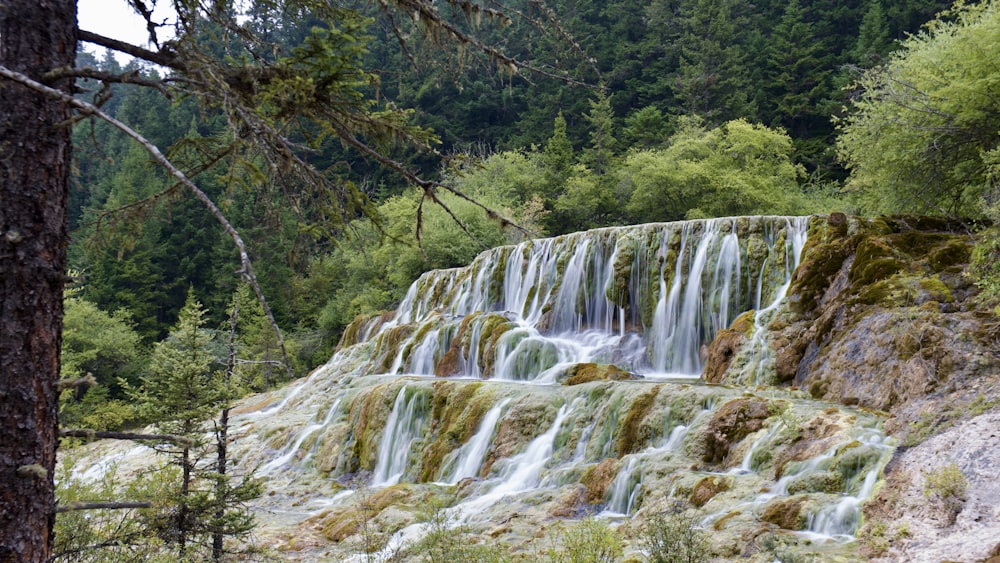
[77, 29, 180, 69]
[56, 501, 152, 513]
[59, 429, 195, 446]
[0, 64, 294, 382]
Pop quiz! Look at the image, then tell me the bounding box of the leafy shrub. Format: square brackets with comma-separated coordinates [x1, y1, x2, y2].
[639, 502, 710, 563]
[923, 462, 968, 524]
[546, 518, 623, 563]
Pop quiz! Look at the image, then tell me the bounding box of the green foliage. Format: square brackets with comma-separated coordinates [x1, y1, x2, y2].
[122, 291, 261, 559]
[60, 296, 145, 431]
[639, 502, 710, 563]
[922, 461, 968, 524]
[923, 462, 968, 501]
[61, 297, 141, 382]
[837, 1, 1000, 216]
[853, 0, 895, 65]
[624, 118, 812, 222]
[131, 291, 229, 433]
[546, 518, 623, 563]
[623, 106, 671, 149]
[412, 497, 514, 563]
[229, 284, 292, 392]
[306, 158, 548, 342]
[970, 226, 1000, 309]
[53, 456, 174, 562]
[674, 0, 754, 123]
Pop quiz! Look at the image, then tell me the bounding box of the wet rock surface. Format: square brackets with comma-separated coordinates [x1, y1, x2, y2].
[59, 216, 1000, 562]
[861, 412, 1000, 563]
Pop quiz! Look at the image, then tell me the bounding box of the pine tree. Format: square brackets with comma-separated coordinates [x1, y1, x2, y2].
[853, 0, 894, 66]
[674, 0, 754, 123]
[764, 1, 833, 136]
[131, 291, 259, 560]
[582, 88, 618, 175]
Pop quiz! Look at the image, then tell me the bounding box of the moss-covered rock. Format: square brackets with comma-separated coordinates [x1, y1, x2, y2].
[561, 363, 636, 386]
[618, 385, 661, 457]
[761, 496, 809, 530]
[769, 214, 1000, 441]
[703, 311, 755, 384]
[581, 458, 620, 504]
[689, 475, 731, 507]
[702, 398, 773, 465]
[419, 381, 490, 481]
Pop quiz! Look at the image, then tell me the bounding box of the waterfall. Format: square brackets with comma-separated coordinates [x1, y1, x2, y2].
[441, 398, 511, 483]
[604, 456, 642, 516]
[804, 430, 894, 540]
[186, 216, 905, 560]
[352, 217, 810, 381]
[371, 387, 427, 487]
[452, 403, 575, 522]
[259, 398, 342, 476]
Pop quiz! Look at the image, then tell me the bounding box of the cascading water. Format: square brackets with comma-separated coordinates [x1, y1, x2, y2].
[353, 217, 810, 381]
[259, 398, 342, 476]
[122, 216, 900, 560]
[440, 398, 511, 483]
[370, 387, 428, 487]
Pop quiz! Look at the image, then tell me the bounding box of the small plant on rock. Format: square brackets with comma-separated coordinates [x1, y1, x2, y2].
[923, 462, 968, 525]
[547, 517, 623, 563]
[639, 501, 709, 563]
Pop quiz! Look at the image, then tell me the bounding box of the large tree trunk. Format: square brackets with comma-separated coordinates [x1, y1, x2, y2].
[0, 1, 76, 560]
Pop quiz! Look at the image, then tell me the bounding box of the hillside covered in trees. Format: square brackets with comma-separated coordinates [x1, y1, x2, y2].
[67, 0, 957, 366]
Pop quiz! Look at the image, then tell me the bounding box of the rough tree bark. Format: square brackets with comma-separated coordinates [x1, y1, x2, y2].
[0, 0, 76, 560]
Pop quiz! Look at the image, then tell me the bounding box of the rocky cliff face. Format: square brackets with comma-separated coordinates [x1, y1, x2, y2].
[710, 214, 1000, 561]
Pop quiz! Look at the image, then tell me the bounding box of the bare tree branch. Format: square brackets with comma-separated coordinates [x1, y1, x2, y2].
[56, 501, 152, 513]
[77, 29, 180, 69]
[43, 65, 172, 97]
[0, 64, 295, 381]
[59, 429, 195, 446]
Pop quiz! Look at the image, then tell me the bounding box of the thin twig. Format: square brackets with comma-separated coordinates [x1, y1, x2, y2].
[0, 64, 295, 381]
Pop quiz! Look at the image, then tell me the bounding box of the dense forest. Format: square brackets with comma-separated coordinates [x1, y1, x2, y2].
[16, 0, 994, 558]
[63, 0, 1000, 433]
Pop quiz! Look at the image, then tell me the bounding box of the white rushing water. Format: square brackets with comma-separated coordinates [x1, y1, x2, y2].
[440, 398, 511, 484]
[359, 217, 810, 381]
[259, 398, 342, 476]
[207, 216, 898, 559]
[371, 387, 428, 487]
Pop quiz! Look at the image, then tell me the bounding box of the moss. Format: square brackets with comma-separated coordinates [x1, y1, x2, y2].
[786, 470, 845, 495]
[609, 236, 637, 310]
[712, 511, 741, 531]
[317, 485, 414, 542]
[855, 257, 907, 286]
[374, 324, 416, 372]
[581, 458, 620, 504]
[617, 385, 661, 458]
[730, 309, 756, 334]
[350, 383, 398, 470]
[761, 496, 809, 530]
[337, 313, 369, 350]
[689, 475, 731, 507]
[562, 363, 634, 386]
[787, 238, 854, 314]
[478, 314, 515, 376]
[918, 276, 954, 302]
[835, 444, 881, 483]
[434, 312, 482, 377]
[419, 381, 488, 481]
